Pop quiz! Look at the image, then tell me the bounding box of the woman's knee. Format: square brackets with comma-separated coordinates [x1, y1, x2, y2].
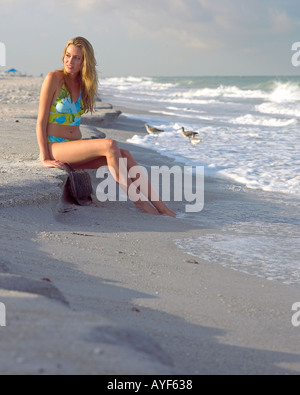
[101, 139, 119, 156]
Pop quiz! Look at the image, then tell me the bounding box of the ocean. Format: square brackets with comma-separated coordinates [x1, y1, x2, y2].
[99, 76, 300, 286]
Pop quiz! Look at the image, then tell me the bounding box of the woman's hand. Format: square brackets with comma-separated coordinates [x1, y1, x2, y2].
[42, 159, 65, 169]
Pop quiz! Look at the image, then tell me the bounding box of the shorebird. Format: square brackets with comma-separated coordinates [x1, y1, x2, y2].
[145, 124, 165, 135]
[180, 127, 199, 139]
[191, 135, 202, 146]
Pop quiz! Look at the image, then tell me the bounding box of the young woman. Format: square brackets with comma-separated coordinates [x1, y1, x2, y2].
[36, 37, 175, 217]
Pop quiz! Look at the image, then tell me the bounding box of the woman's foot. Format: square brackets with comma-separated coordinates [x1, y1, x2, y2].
[157, 207, 177, 217]
[152, 201, 177, 217]
[134, 200, 160, 215]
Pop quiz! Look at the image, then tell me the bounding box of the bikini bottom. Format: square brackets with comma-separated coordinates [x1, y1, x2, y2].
[47, 136, 72, 143]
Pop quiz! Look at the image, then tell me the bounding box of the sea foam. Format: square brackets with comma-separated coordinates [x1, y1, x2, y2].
[100, 76, 300, 197]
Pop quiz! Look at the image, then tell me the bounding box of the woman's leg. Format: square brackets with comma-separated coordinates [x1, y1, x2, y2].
[120, 149, 176, 217]
[49, 139, 161, 215]
[70, 150, 175, 216]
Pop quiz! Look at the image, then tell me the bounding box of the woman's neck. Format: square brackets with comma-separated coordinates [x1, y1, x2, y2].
[64, 69, 81, 85]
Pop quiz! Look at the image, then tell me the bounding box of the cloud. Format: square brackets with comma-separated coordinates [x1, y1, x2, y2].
[3, 0, 298, 49]
[59, 0, 299, 51]
[269, 8, 294, 34]
[58, 0, 220, 49]
[2, 0, 299, 75]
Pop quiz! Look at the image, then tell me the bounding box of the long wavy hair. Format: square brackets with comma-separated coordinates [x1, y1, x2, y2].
[62, 37, 98, 114]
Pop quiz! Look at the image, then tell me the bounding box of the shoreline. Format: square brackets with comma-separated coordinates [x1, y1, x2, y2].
[1, 77, 300, 374]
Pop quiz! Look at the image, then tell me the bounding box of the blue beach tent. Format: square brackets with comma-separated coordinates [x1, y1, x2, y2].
[6, 68, 19, 75]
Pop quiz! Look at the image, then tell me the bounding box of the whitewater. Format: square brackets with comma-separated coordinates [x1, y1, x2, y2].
[100, 76, 300, 196]
[99, 76, 300, 286]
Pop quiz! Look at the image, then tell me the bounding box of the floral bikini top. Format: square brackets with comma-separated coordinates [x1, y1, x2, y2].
[48, 83, 85, 126]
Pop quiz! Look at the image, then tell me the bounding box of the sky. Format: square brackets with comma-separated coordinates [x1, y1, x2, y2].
[0, 0, 300, 77]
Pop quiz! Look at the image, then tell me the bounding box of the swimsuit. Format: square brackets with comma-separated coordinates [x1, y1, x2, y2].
[47, 82, 85, 143]
[48, 83, 85, 127]
[47, 136, 72, 143]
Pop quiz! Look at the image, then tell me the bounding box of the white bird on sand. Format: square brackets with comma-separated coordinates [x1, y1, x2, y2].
[180, 127, 199, 139]
[145, 124, 165, 135]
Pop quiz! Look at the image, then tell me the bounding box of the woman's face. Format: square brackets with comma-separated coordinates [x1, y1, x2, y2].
[64, 45, 83, 75]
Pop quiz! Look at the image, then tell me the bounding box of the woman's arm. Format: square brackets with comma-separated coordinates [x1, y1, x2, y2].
[36, 72, 64, 168]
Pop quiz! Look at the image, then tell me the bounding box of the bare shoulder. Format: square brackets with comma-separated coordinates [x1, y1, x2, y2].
[42, 71, 63, 90]
[38, 71, 64, 110]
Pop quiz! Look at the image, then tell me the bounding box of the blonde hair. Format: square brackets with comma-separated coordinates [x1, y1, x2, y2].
[62, 37, 98, 114]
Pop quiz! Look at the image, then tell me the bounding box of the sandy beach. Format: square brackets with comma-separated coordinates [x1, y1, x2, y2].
[1, 76, 300, 375]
